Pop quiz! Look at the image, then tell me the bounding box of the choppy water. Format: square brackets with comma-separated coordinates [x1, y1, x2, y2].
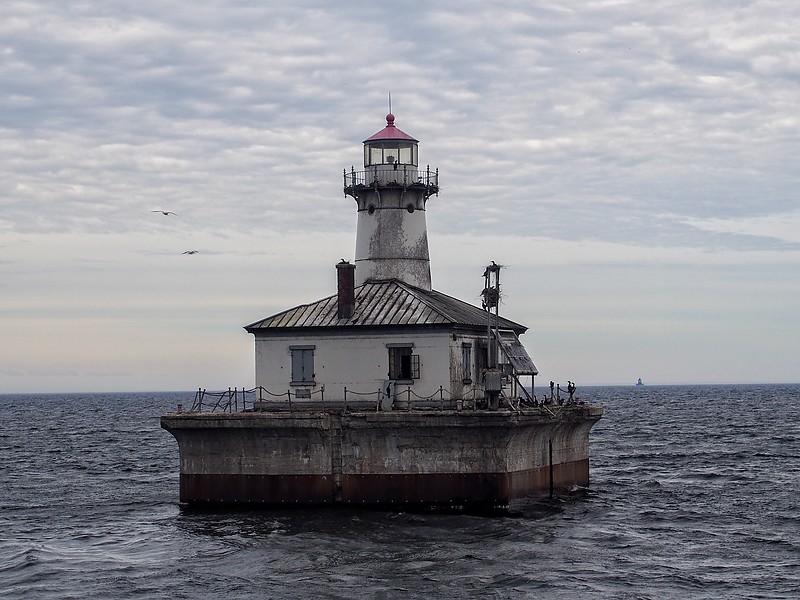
[1, 385, 798, 599]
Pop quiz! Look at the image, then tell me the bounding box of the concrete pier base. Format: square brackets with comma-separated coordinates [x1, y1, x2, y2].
[161, 405, 602, 509]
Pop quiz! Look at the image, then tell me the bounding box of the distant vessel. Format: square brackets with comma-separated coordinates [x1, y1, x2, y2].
[161, 112, 603, 509]
[636, 378, 644, 386]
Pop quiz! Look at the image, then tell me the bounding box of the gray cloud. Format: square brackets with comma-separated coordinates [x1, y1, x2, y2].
[2, 1, 799, 391]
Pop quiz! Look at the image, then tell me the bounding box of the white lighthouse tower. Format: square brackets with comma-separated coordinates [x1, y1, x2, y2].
[344, 113, 439, 290]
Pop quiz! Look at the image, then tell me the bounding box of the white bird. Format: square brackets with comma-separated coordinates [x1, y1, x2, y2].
[182, 250, 198, 255]
[152, 210, 177, 216]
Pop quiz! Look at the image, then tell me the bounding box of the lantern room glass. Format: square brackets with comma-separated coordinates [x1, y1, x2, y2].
[364, 142, 418, 167]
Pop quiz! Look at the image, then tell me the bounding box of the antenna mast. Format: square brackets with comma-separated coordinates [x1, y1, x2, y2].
[481, 262, 503, 409]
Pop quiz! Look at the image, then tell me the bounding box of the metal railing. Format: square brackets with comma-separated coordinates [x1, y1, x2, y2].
[189, 387, 260, 413]
[343, 165, 439, 190]
[183, 384, 560, 415]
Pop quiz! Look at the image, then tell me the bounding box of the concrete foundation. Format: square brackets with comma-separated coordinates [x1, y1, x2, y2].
[161, 405, 603, 509]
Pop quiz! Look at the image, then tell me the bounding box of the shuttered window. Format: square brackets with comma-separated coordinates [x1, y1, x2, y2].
[290, 346, 315, 384]
[462, 343, 472, 383]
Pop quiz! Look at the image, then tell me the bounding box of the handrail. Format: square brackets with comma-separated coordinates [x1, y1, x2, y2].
[344, 165, 439, 190]
[186, 384, 566, 415]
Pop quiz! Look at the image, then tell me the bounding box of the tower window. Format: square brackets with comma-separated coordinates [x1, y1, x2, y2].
[399, 146, 414, 164]
[369, 147, 383, 165]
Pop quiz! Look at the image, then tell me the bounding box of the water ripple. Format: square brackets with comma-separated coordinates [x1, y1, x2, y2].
[1, 386, 799, 598]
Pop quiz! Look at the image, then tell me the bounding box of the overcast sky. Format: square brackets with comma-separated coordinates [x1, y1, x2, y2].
[2, 0, 799, 393]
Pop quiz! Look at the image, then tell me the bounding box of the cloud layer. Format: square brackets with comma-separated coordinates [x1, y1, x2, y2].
[2, 1, 799, 391]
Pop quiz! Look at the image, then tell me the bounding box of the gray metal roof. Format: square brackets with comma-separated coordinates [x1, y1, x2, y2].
[497, 331, 539, 375]
[245, 279, 528, 333]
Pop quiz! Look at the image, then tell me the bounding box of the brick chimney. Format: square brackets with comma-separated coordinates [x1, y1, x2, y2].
[336, 260, 356, 319]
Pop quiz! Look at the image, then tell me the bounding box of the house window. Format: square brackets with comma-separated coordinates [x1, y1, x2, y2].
[387, 344, 420, 381]
[290, 345, 315, 385]
[462, 343, 472, 383]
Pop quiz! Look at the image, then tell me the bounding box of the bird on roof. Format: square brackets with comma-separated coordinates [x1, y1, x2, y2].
[182, 250, 198, 255]
[152, 210, 177, 216]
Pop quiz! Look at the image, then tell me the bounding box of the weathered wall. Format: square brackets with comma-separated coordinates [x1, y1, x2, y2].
[162, 406, 603, 506]
[254, 330, 512, 402]
[254, 330, 454, 399]
[353, 185, 432, 290]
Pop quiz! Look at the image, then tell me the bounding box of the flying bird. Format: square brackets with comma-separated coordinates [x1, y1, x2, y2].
[182, 250, 198, 255]
[152, 210, 177, 216]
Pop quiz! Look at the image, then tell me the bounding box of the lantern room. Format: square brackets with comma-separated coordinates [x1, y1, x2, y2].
[363, 114, 419, 167]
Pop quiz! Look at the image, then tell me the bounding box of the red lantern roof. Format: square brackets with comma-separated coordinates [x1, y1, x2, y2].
[363, 114, 418, 143]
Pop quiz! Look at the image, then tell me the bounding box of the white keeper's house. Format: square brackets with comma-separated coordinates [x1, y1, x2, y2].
[245, 113, 537, 404]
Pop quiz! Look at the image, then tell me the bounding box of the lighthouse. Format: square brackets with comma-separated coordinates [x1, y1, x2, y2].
[161, 108, 603, 509]
[344, 113, 439, 290]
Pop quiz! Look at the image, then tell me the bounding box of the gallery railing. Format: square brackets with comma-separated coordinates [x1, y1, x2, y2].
[343, 165, 439, 190]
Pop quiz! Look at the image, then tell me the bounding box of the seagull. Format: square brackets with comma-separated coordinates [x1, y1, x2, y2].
[152, 210, 177, 216]
[182, 250, 198, 255]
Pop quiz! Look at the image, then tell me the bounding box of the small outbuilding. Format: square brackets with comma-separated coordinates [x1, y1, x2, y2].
[245, 268, 537, 405]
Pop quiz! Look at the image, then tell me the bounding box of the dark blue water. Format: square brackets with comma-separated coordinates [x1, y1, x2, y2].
[1, 385, 798, 599]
